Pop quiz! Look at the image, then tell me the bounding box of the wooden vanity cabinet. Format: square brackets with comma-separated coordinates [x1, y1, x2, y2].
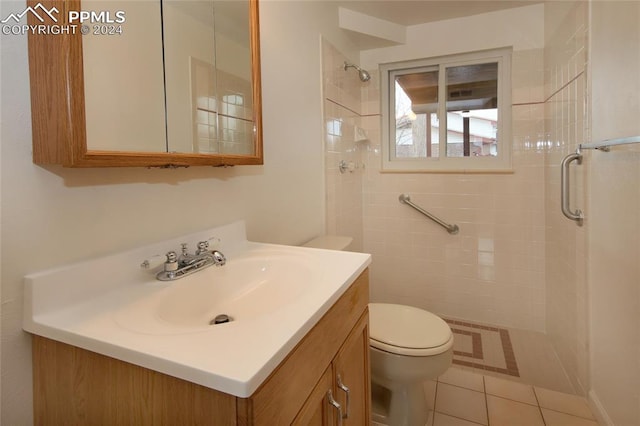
[32, 269, 370, 425]
[293, 366, 336, 425]
[292, 312, 370, 425]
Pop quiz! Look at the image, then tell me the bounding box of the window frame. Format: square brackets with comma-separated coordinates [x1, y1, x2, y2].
[380, 48, 512, 173]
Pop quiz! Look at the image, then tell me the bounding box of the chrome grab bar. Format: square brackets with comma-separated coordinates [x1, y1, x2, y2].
[560, 151, 584, 224]
[399, 194, 459, 235]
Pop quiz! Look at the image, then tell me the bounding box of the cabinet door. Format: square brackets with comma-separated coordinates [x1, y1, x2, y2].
[333, 312, 371, 426]
[292, 367, 336, 426]
[27, 0, 263, 168]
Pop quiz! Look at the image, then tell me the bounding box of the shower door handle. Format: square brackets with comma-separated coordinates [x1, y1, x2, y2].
[560, 151, 584, 224]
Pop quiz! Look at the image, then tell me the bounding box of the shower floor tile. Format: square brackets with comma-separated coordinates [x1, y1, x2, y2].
[443, 318, 574, 393]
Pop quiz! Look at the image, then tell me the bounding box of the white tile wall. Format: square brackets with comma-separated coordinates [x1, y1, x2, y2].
[543, 0, 589, 396]
[360, 49, 547, 331]
[321, 40, 366, 251]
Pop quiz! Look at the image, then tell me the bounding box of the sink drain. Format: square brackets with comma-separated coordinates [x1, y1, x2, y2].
[210, 314, 232, 325]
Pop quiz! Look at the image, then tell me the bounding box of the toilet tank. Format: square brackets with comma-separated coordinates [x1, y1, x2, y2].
[302, 236, 353, 251]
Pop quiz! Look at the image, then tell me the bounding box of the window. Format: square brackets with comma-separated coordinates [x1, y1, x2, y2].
[381, 48, 512, 172]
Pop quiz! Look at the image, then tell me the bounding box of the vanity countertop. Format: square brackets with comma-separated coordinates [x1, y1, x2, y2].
[23, 221, 371, 397]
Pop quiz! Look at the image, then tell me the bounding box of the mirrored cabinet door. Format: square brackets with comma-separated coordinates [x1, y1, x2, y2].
[28, 0, 262, 168]
[162, 1, 256, 156]
[82, 0, 167, 153]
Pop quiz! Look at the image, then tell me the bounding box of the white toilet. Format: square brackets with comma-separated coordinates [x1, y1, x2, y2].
[302, 236, 454, 426]
[302, 235, 354, 251]
[369, 303, 453, 426]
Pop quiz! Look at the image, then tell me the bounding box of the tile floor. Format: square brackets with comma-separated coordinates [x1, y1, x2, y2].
[446, 320, 575, 394]
[372, 321, 599, 425]
[430, 367, 598, 425]
[373, 367, 599, 426]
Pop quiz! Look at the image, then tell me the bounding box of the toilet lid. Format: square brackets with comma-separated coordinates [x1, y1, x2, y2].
[369, 303, 453, 355]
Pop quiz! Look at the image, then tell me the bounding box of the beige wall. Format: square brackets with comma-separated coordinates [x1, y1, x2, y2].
[359, 4, 547, 331]
[0, 1, 358, 423]
[588, 1, 640, 424]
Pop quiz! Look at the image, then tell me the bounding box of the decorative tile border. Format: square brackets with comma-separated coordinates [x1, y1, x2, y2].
[445, 319, 520, 377]
[450, 328, 483, 359]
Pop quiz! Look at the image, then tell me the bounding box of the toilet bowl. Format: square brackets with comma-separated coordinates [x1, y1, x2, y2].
[369, 303, 453, 426]
[300, 237, 453, 426]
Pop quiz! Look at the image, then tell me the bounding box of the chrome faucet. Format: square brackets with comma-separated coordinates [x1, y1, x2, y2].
[156, 240, 226, 281]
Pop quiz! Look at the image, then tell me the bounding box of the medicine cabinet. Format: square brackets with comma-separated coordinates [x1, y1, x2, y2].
[27, 0, 263, 167]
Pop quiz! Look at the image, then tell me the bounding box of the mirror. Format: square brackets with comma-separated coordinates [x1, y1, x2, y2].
[165, 1, 256, 156]
[82, 0, 166, 153]
[28, 0, 262, 167]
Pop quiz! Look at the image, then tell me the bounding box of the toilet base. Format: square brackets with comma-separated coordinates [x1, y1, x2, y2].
[371, 382, 391, 423]
[370, 347, 452, 426]
[371, 379, 429, 426]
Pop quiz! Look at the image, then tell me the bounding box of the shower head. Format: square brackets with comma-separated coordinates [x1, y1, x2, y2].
[343, 61, 371, 82]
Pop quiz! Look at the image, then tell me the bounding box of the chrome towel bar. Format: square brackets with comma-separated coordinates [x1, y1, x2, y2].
[399, 194, 459, 235]
[579, 135, 640, 151]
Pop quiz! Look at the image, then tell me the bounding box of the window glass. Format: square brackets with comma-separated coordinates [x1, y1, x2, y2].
[381, 48, 511, 172]
[445, 63, 498, 158]
[393, 70, 439, 158]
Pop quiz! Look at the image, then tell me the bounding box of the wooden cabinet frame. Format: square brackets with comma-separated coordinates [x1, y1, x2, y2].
[32, 270, 370, 425]
[27, 0, 263, 168]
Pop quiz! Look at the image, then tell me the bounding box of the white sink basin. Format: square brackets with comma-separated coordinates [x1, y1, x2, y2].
[23, 221, 370, 397]
[115, 249, 321, 333]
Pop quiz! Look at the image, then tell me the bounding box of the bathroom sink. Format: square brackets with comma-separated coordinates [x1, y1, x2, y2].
[115, 249, 321, 334]
[23, 220, 371, 397]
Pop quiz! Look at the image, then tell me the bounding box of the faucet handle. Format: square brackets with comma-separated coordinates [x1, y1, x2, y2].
[164, 251, 179, 272]
[196, 236, 221, 254]
[196, 240, 210, 255]
[180, 243, 189, 255]
[211, 250, 226, 266]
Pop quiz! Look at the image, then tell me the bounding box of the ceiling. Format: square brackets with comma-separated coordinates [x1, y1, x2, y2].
[335, 0, 541, 26]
